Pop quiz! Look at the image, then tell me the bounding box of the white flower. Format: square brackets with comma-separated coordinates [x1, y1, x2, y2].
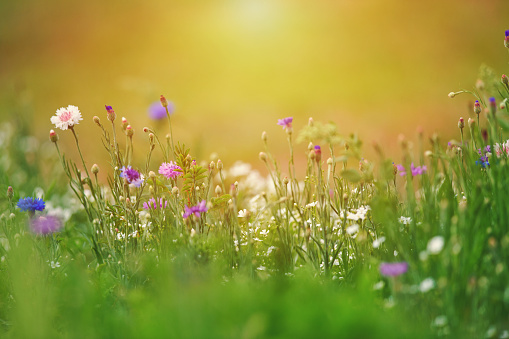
[238, 209, 249, 218]
[49, 261, 61, 268]
[51, 105, 83, 130]
[372, 236, 386, 248]
[346, 211, 360, 221]
[306, 201, 318, 208]
[346, 224, 359, 235]
[427, 236, 444, 254]
[399, 216, 412, 224]
[419, 278, 435, 293]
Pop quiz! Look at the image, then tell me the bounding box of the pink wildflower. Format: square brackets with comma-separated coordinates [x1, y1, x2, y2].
[159, 162, 182, 179]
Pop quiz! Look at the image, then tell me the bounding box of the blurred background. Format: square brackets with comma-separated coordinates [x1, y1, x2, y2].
[1, 0, 508, 175]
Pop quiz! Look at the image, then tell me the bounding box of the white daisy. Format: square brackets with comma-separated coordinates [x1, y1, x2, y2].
[51, 105, 83, 130]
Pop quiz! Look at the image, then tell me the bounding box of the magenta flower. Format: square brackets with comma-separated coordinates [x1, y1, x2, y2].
[379, 262, 408, 277]
[148, 101, 174, 120]
[143, 197, 168, 210]
[396, 164, 406, 176]
[120, 166, 143, 187]
[410, 163, 427, 176]
[183, 200, 208, 219]
[30, 216, 63, 235]
[277, 117, 293, 131]
[159, 162, 182, 179]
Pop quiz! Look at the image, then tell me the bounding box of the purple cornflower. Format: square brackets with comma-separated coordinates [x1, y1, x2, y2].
[17, 197, 45, 212]
[484, 145, 491, 153]
[396, 164, 406, 176]
[476, 155, 490, 168]
[379, 262, 409, 277]
[30, 216, 63, 235]
[506, 30, 509, 37]
[148, 101, 174, 120]
[183, 200, 208, 219]
[143, 197, 168, 210]
[159, 162, 182, 179]
[120, 166, 143, 187]
[410, 163, 427, 176]
[277, 117, 293, 131]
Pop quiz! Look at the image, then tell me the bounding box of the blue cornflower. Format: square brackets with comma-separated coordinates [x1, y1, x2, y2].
[17, 197, 45, 212]
[476, 156, 490, 168]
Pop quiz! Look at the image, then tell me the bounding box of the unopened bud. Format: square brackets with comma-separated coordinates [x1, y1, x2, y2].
[149, 186, 155, 196]
[171, 186, 179, 195]
[308, 117, 314, 126]
[217, 159, 223, 170]
[474, 100, 482, 115]
[505, 30, 509, 48]
[105, 105, 116, 122]
[160, 95, 168, 108]
[314, 145, 321, 163]
[327, 158, 333, 165]
[93, 116, 101, 127]
[143, 127, 149, 133]
[7, 186, 13, 199]
[448, 92, 456, 98]
[343, 193, 349, 202]
[502, 74, 509, 86]
[126, 125, 134, 137]
[501, 101, 507, 110]
[458, 117, 464, 130]
[91, 164, 99, 174]
[468, 118, 476, 128]
[261, 131, 267, 142]
[209, 161, 215, 170]
[283, 177, 289, 185]
[121, 117, 128, 131]
[424, 150, 433, 158]
[149, 171, 156, 179]
[475, 79, 485, 91]
[149, 133, 155, 144]
[309, 150, 316, 160]
[49, 129, 59, 143]
[259, 152, 267, 162]
[215, 185, 222, 196]
[392, 162, 398, 176]
[489, 97, 497, 115]
[308, 142, 314, 151]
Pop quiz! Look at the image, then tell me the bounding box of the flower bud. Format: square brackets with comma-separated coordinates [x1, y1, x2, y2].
[458, 117, 464, 130]
[259, 152, 267, 162]
[505, 30, 509, 49]
[309, 150, 316, 160]
[149, 185, 155, 196]
[448, 92, 455, 98]
[474, 101, 482, 115]
[49, 129, 59, 143]
[327, 158, 333, 165]
[468, 118, 475, 128]
[160, 95, 168, 108]
[501, 101, 507, 110]
[502, 74, 508, 86]
[392, 162, 398, 176]
[424, 150, 433, 158]
[126, 125, 134, 137]
[216, 159, 223, 170]
[91, 164, 99, 174]
[314, 145, 321, 163]
[308, 142, 314, 151]
[172, 186, 179, 195]
[105, 105, 116, 122]
[121, 117, 128, 131]
[7, 186, 13, 199]
[149, 171, 156, 179]
[215, 185, 222, 196]
[149, 133, 155, 144]
[93, 116, 102, 127]
[209, 161, 215, 170]
[475, 79, 485, 91]
[261, 131, 267, 142]
[489, 97, 497, 115]
[283, 177, 289, 185]
[143, 127, 149, 133]
[308, 117, 314, 126]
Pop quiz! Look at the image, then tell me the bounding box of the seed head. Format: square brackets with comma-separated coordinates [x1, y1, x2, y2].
[49, 129, 59, 143]
[91, 164, 99, 174]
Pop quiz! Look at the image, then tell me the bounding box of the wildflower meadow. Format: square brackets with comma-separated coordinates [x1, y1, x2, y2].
[1, 24, 509, 338]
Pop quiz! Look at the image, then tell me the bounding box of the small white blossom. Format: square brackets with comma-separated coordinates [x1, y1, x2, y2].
[373, 236, 386, 248]
[427, 236, 445, 255]
[346, 224, 359, 235]
[399, 216, 412, 224]
[419, 278, 435, 293]
[238, 209, 248, 218]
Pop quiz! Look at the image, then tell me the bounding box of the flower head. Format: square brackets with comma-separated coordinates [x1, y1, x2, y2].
[159, 162, 182, 179]
[17, 197, 45, 212]
[183, 200, 208, 219]
[120, 166, 143, 187]
[396, 164, 406, 176]
[30, 216, 63, 234]
[379, 262, 409, 277]
[149, 101, 174, 120]
[410, 163, 427, 176]
[105, 105, 116, 122]
[50, 105, 83, 130]
[277, 117, 293, 131]
[143, 197, 168, 210]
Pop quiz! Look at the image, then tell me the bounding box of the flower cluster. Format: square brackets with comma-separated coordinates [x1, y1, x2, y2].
[159, 162, 182, 179]
[183, 200, 208, 219]
[396, 163, 427, 176]
[120, 166, 144, 187]
[17, 197, 45, 212]
[143, 197, 168, 210]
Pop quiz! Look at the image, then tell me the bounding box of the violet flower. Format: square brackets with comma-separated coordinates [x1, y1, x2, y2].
[148, 101, 174, 120]
[379, 262, 409, 277]
[30, 216, 63, 235]
[120, 166, 143, 187]
[143, 197, 168, 210]
[410, 163, 427, 176]
[396, 164, 406, 176]
[159, 162, 182, 179]
[183, 200, 208, 219]
[277, 117, 293, 131]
